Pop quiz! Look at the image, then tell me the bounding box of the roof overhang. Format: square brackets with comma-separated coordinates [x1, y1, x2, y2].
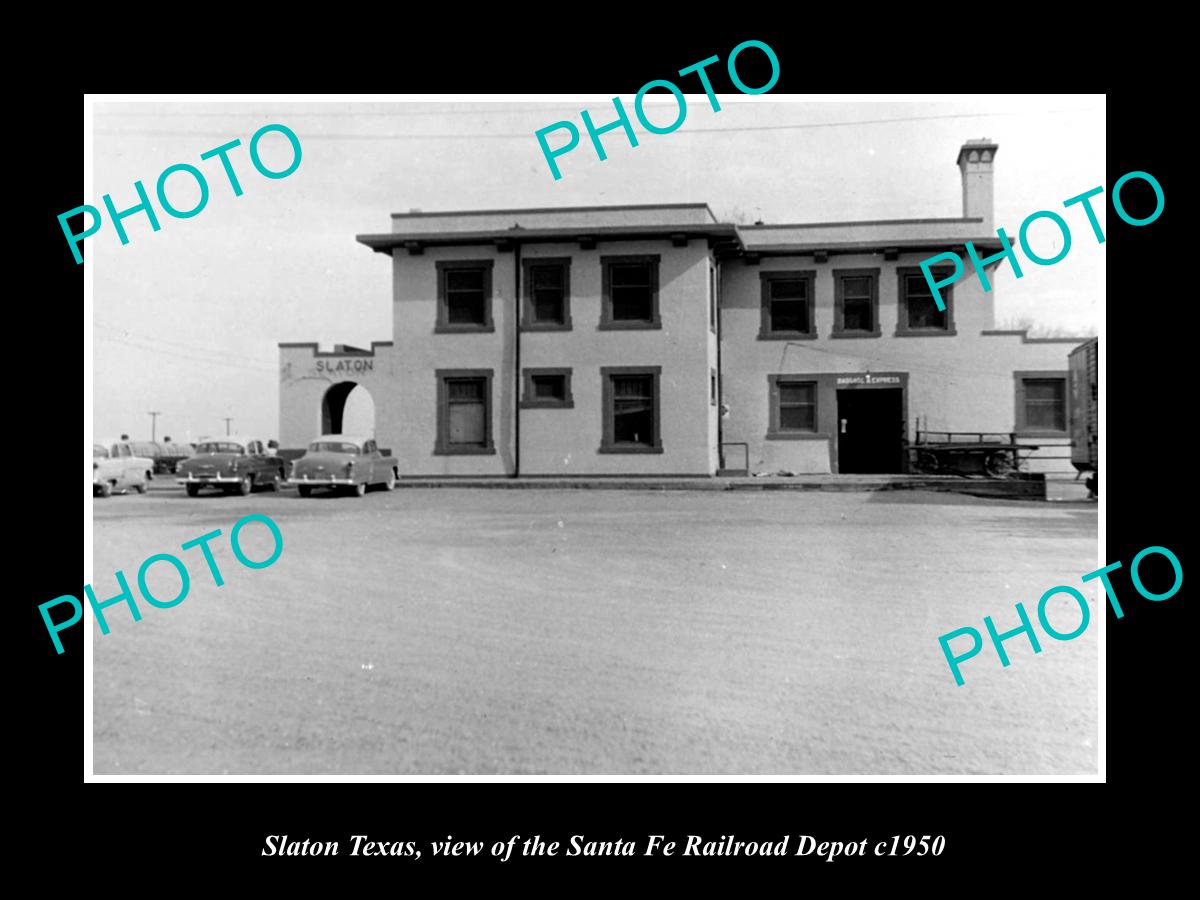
[737, 237, 1009, 257]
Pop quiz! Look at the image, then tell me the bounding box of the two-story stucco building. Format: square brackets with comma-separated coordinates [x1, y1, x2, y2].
[279, 140, 1086, 477]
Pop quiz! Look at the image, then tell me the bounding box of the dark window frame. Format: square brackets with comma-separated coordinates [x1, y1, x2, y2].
[600, 365, 663, 453]
[759, 270, 817, 340]
[896, 265, 956, 336]
[521, 367, 574, 409]
[435, 260, 495, 333]
[599, 254, 662, 330]
[434, 368, 496, 455]
[1014, 370, 1070, 437]
[767, 375, 824, 440]
[521, 257, 572, 331]
[832, 267, 882, 338]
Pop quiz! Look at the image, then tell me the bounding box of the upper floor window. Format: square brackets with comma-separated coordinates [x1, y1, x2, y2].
[600, 255, 661, 329]
[759, 271, 816, 339]
[436, 260, 494, 333]
[897, 267, 955, 336]
[709, 265, 718, 334]
[522, 258, 572, 330]
[834, 269, 880, 337]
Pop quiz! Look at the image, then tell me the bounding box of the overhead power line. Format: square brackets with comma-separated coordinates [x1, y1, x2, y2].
[95, 325, 277, 367]
[93, 108, 1099, 141]
[95, 334, 277, 374]
[98, 106, 570, 118]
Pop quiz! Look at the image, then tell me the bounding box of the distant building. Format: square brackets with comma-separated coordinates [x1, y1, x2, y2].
[279, 140, 1084, 476]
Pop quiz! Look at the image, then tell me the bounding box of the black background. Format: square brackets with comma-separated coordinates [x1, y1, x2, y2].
[21, 18, 1184, 887]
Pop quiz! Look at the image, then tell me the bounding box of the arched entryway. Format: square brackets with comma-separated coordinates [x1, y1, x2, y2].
[322, 382, 375, 436]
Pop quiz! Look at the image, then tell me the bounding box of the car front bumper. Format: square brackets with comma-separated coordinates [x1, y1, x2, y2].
[287, 476, 356, 486]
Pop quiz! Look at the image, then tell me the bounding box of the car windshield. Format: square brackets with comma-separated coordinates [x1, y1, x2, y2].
[309, 442, 360, 455]
[196, 442, 245, 454]
[93, 444, 109, 458]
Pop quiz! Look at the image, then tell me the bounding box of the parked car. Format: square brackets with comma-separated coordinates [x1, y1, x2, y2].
[176, 435, 287, 497]
[287, 434, 398, 497]
[93, 439, 155, 497]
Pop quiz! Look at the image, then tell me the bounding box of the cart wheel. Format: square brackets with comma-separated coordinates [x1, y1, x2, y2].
[984, 451, 1015, 478]
[917, 451, 941, 474]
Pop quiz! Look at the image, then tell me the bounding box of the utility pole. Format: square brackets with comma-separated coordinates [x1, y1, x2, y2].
[148, 411, 161, 442]
[223, 417, 233, 436]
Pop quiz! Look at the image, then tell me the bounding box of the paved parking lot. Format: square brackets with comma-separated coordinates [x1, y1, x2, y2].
[91, 487, 1098, 775]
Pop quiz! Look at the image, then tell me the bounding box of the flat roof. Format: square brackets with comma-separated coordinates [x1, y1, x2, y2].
[359, 209, 1000, 256]
[384, 203, 720, 237]
[391, 202, 718, 220]
[358, 223, 741, 254]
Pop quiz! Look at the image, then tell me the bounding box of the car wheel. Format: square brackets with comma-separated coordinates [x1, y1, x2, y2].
[916, 451, 941, 474]
[984, 451, 1014, 478]
[353, 481, 367, 498]
[384, 468, 396, 491]
[134, 478, 148, 494]
[298, 485, 312, 498]
[238, 474, 253, 496]
[98, 482, 113, 498]
[186, 484, 201, 497]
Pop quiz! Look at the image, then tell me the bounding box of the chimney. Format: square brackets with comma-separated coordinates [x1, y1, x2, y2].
[957, 139, 999, 231]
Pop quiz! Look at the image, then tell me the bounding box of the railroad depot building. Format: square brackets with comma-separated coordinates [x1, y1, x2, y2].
[279, 140, 1086, 477]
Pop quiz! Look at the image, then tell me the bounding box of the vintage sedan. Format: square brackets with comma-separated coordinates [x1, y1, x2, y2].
[93, 439, 155, 497]
[287, 435, 398, 497]
[176, 435, 287, 497]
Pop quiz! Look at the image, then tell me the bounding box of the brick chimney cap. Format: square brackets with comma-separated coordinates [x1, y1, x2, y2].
[957, 139, 999, 166]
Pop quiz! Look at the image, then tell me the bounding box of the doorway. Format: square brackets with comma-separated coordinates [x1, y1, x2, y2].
[836, 388, 904, 473]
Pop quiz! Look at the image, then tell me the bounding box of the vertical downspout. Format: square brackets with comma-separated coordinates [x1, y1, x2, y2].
[714, 257, 723, 473]
[513, 242, 521, 478]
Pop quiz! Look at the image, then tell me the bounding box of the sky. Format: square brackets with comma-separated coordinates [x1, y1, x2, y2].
[89, 95, 1105, 443]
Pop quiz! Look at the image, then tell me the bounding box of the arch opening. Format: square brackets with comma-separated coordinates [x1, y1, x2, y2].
[321, 382, 375, 436]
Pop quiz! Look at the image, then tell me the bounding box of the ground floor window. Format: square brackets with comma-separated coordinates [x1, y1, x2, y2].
[521, 367, 574, 409]
[1015, 371, 1068, 435]
[435, 369, 495, 454]
[768, 376, 818, 436]
[600, 366, 662, 453]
